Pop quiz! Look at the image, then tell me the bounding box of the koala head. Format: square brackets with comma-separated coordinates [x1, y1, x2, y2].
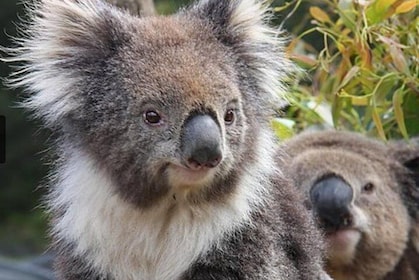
[5, 0, 294, 208]
[283, 130, 419, 280]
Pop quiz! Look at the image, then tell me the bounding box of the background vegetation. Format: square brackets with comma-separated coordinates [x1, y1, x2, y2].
[272, 0, 418, 140]
[0, 0, 417, 259]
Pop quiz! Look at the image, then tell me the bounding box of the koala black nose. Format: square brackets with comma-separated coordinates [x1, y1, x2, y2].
[310, 176, 353, 230]
[181, 114, 222, 170]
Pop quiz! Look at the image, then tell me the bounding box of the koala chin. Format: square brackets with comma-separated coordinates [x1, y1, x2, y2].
[4, 0, 330, 279]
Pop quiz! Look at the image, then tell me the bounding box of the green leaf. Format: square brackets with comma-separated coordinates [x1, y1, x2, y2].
[403, 92, 419, 135]
[332, 95, 348, 128]
[342, 93, 370, 106]
[339, 66, 360, 90]
[336, 3, 356, 31]
[309, 6, 332, 24]
[395, 0, 418, 14]
[378, 35, 410, 74]
[372, 107, 387, 140]
[393, 88, 409, 139]
[376, 0, 398, 12]
[366, 0, 397, 24]
[271, 118, 295, 140]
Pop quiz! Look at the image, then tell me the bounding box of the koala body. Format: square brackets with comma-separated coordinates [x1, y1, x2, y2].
[282, 130, 419, 280]
[4, 0, 328, 279]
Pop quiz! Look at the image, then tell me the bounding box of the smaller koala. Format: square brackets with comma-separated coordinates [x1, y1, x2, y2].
[282, 130, 419, 280]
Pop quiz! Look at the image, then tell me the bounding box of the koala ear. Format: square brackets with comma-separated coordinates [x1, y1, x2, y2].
[4, 0, 130, 126]
[390, 138, 419, 218]
[391, 138, 419, 186]
[192, 0, 270, 45]
[405, 156, 419, 189]
[189, 0, 296, 104]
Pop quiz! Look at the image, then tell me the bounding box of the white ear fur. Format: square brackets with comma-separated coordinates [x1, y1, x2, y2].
[232, 0, 295, 101]
[194, 0, 297, 105]
[3, 0, 126, 126]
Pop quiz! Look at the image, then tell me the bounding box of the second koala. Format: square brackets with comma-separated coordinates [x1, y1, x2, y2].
[283, 130, 419, 280]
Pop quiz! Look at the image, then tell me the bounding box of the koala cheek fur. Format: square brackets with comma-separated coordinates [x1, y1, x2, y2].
[283, 130, 419, 280]
[3, 0, 329, 279]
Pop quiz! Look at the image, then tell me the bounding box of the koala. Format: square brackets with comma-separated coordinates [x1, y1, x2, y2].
[3, 0, 330, 279]
[282, 130, 419, 280]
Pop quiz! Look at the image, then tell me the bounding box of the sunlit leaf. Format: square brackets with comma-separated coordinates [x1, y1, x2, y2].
[286, 38, 299, 53]
[389, 44, 409, 74]
[271, 118, 295, 140]
[306, 101, 334, 126]
[395, 0, 418, 14]
[309, 7, 332, 23]
[376, 0, 398, 12]
[393, 88, 409, 139]
[291, 54, 318, 68]
[340, 92, 370, 106]
[366, 0, 398, 24]
[372, 107, 387, 140]
[357, 41, 373, 69]
[339, 66, 360, 89]
[336, 42, 346, 54]
[366, 7, 383, 24]
[373, 75, 398, 103]
[377, 35, 407, 49]
[377, 35, 409, 74]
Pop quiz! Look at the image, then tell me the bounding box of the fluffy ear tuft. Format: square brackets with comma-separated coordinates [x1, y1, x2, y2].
[190, 0, 297, 106]
[2, 0, 131, 127]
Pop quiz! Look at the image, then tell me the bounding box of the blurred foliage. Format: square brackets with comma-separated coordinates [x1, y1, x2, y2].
[273, 0, 419, 140]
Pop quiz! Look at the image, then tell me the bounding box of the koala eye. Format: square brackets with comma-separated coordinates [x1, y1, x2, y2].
[143, 110, 162, 126]
[362, 183, 375, 194]
[224, 109, 235, 125]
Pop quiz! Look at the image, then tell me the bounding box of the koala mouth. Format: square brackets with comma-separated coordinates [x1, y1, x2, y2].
[316, 209, 362, 261]
[326, 228, 361, 246]
[166, 163, 217, 190]
[325, 228, 362, 266]
[321, 209, 367, 266]
[174, 164, 213, 179]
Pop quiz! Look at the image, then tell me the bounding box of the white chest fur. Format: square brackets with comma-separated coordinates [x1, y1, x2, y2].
[51, 133, 276, 280]
[51, 145, 272, 280]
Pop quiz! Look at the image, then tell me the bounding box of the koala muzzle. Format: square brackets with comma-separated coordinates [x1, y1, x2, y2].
[310, 176, 354, 230]
[181, 114, 222, 170]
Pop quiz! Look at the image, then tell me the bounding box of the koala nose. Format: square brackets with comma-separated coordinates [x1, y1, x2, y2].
[310, 176, 353, 230]
[181, 114, 222, 170]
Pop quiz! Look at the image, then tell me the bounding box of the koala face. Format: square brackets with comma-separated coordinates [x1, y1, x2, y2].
[66, 17, 247, 207]
[283, 131, 419, 280]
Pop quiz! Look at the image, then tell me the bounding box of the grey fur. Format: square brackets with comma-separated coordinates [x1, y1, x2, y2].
[4, 0, 328, 279]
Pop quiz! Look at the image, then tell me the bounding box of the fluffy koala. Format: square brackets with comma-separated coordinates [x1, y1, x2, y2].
[3, 0, 329, 279]
[282, 130, 419, 280]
